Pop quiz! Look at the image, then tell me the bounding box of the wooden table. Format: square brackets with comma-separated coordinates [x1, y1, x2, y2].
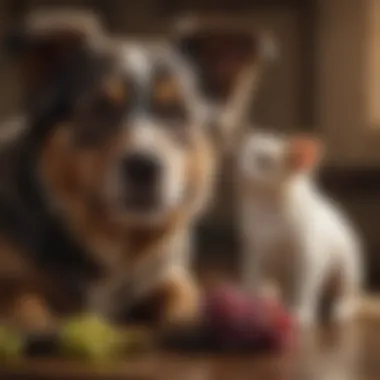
[1, 321, 380, 380]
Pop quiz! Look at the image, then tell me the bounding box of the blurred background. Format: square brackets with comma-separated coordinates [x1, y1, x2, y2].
[0, 0, 380, 288]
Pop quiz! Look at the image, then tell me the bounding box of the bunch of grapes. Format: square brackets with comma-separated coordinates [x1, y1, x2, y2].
[163, 283, 296, 353]
[60, 313, 123, 360]
[0, 314, 151, 361]
[0, 326, 23, 360]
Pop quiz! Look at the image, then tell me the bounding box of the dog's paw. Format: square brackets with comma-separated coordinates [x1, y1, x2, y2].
[161, 290, 201, 329]
[164, 303, 200, 328]
[162, 286, 201, 329]
[157, 271, 201, 329]
[9, 293, 56, 334]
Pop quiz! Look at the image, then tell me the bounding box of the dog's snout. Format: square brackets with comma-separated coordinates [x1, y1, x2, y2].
[122, 153, 161, 187]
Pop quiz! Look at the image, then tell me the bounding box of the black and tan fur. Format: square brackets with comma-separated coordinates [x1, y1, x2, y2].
[0, 10, 268, 330]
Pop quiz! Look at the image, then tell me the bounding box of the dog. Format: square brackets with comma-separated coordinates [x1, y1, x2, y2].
[0, 10, 270, 332]
[236, 131, 364, 326]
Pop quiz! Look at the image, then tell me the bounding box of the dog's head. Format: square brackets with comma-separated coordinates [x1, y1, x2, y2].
[5, 10, 268, 230]
[239, 132, 323, 191]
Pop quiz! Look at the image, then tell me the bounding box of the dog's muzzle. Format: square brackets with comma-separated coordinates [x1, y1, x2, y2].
[121, 152, 162, 211]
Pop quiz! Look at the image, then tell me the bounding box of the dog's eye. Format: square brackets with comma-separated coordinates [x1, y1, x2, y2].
[151, 79, 188, 121]
[86, 91, 126, 126]
[103, 77, 128, 106]
[154, 80, 178, 103]
[75, 93, 125, 145]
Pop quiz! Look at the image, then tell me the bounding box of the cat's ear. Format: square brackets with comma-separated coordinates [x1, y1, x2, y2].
[287, 136, 324, 172]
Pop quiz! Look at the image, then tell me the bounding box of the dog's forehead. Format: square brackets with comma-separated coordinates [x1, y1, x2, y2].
[115, 41, 189, 81]
[119, 43, 151, 79]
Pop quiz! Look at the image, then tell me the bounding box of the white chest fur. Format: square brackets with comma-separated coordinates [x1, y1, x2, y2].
[87, 228, 192, 319]
[245, 200, 292, 247]
[241, 197, 301, 294]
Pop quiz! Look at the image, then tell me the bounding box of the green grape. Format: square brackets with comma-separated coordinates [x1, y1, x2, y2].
[60, 314, 122, 360]
[0, 326, 23, 360]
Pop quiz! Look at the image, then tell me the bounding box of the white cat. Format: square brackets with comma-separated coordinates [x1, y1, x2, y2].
[236, 131, 363, 326]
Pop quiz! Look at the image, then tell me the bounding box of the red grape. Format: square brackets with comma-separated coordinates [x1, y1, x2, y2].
[200, 284, 296, 352]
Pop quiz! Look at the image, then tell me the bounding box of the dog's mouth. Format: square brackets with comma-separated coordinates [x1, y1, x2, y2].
[100, 150, 187, 224]
[101, 188, 165, 227]
[123, 190, 162, 213]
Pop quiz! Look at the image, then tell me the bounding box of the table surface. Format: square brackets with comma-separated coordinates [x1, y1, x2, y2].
[1, 320, 380, 380]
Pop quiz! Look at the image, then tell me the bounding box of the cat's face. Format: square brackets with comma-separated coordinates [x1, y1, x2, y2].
[239, 132, 322, 191]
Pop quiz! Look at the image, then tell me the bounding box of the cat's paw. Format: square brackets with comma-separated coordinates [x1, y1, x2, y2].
[332, 299, 357, 324]
[294, 308, 316, 329]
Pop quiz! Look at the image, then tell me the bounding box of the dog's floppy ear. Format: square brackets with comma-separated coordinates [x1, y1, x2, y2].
[173, 17, 276, 101]
[288, 136, 324, 173]
[175, 26, 256, 101]
[172, 17, 277, 148]
[3, 9, 105, 110]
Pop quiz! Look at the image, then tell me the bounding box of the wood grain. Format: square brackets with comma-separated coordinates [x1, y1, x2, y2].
[1, 322, 380, 380]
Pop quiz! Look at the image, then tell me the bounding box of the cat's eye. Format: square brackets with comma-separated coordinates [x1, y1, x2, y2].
[255, 152, 275, 171]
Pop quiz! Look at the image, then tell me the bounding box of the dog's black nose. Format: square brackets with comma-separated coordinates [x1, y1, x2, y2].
[122, 153, 161, 187]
